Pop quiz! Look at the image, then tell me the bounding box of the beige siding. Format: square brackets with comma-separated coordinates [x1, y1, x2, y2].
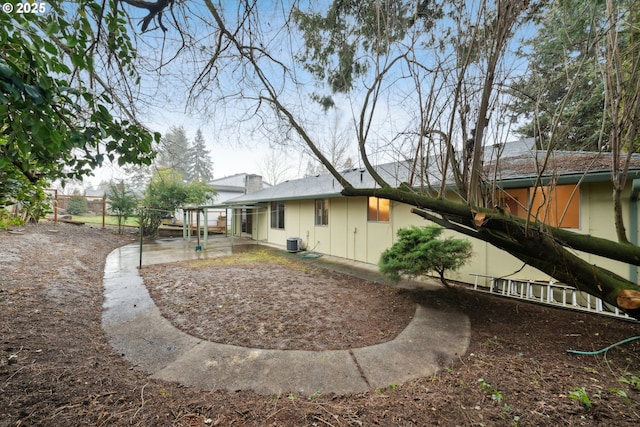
[313, 209, 332, 253]
[254, 207, 269, 242]
[577, 181, 631, 279]
[241, 179, 636, 284]
[329, 199, 349, 258]
[295, 200, 320, 251]
[346, 198, 367, 262]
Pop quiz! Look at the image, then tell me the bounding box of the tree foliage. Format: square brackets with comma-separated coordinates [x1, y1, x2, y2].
[510, 0, 608, 151]
[140, 168, 216, 236]
[0, 1, 158, 212]
[380, 226, 473, 287]
[66, 195, 88, 215]
[108, 181, 138, 234]
[602, 0, 640, 242]
[157, 127, 214, 183]
[188, 129, 214, 182]
[121, 164, 152, 194]
[293, 0, 442, 98]
[156, 126, 191, 179]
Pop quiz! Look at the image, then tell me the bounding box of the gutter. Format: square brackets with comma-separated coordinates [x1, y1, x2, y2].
[630, 179, 640, 283]
[226, 192, 344, 205]
[499, 170, 640, 189]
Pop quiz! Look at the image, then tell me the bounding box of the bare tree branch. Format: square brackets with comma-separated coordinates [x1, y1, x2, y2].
[120, 0, 173, 32]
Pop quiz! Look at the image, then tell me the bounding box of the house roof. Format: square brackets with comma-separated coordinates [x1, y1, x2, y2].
[225, 166, 388, 204]
[226, 139, 640, 205]
[489, 150, 640, 188]
[210, 173, 251, 187]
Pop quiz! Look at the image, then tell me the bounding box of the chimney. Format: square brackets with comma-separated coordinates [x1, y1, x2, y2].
[244, 174, 263, 194]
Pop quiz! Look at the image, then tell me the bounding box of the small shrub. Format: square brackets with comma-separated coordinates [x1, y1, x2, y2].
[0, 209, 24, 229]
[379, 226, 472, 286]
[66, 196, 88, 215]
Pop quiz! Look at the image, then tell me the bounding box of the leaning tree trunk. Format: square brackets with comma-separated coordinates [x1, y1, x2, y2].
[471, 215, 640, 319]
[343, 186, 640, 320]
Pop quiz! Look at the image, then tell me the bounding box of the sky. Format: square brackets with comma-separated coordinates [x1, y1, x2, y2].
[143, 113, 282, 179]
[84, 1, 337, 189]
[83, 0, 533, 190]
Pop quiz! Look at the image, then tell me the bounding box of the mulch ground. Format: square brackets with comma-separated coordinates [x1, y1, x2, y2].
[1, 222, 640, 426]
[140, 250, 416, 351]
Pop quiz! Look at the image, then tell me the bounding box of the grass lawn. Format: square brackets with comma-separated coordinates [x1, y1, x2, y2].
[69, 215, 139, 227]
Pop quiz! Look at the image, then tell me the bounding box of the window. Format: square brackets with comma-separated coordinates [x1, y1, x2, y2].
[270, 201, 285, 229]
[315, 199, 329, 226]
[500, 184, 580, 228]
[499, 188, 528, 219]
[241, 208, 252, 233]
[367, 197, 390, 222]
[530, 185, 580, 228]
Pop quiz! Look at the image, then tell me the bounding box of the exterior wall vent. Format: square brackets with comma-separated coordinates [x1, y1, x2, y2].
[286, 237, 302, 253]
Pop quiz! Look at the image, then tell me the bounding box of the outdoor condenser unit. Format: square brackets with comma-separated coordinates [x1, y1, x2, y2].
[286, 237, 302, 253]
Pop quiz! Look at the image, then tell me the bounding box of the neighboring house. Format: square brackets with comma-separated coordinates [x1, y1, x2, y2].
[208, 173, 269, 204]
[85, 187, 107, 198]
[181, 173, 268, 230]
[225, 139, 640, 286]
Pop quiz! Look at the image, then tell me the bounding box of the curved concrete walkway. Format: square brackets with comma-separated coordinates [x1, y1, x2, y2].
[102, 239, 470, 395]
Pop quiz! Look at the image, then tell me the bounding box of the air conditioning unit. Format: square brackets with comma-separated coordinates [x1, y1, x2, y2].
[286, 237, 302, 253]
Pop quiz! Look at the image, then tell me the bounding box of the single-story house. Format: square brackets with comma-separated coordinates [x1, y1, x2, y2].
[225, 139, 640, 287]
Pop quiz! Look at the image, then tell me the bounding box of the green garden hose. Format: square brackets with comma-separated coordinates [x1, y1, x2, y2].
[300, 251, 323, 259]
[299, 241, 323, 259]
[566, 336, 640, 355]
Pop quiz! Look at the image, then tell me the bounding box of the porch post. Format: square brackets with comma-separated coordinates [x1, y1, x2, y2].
[203, 208, 208, 249]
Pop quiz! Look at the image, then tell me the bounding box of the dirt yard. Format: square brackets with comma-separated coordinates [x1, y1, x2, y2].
[1, 223, 640, 426]
[141, 251, 416, 351]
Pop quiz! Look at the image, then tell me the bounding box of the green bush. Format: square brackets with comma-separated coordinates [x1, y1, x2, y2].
[379, 226, 473, 287]
[66, 196, 88, 215]
[0, 164, 50, 222]
[0, 209, 24, 229]
[140, 168, 216, 237]
[108, 181, 138, 234]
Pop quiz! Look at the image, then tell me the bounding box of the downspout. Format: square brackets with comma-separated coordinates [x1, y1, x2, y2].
[630, 179, 640, 283]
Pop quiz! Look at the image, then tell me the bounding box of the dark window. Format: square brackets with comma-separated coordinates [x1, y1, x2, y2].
[270, 201, 285, 229]
[241, 208, 252, 233]
[315, 199, 329, 226]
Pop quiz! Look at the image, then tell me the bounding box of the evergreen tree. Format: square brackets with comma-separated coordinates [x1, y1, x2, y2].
[509, 0, 608, 151]
[188, 129, 214, 182]
[380, 226, 473, 287]
[121, 164, 152, 194]
[66, 191, 88, 215]
[156, 126, 191, 179]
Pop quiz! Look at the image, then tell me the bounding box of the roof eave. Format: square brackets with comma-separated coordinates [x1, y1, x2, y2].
[226, 192, 344, 205]
[498, 170, 640, 188]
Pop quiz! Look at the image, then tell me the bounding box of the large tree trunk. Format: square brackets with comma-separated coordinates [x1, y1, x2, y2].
[342, 186, 640, 320]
